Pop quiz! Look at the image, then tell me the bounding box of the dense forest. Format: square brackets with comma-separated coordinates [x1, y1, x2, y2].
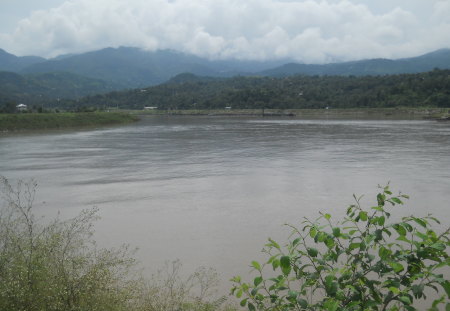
[0, 71, 118, 107]
[72, 69, 450, 110]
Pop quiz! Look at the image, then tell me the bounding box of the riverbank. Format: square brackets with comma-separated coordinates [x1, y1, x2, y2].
[131, 107, 450, 120]
[0, 112, 138, 132]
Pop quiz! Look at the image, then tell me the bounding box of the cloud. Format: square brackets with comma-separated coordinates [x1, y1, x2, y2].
[1, 0, 449, 62]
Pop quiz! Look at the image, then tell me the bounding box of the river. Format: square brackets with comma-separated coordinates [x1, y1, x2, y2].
[1, 115, 449, 290]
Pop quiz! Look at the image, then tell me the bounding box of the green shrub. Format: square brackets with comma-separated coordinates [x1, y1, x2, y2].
[231, 185, 450, 311]
[135, 260, 229, 311]
[0, 176, 234, 311]
[0, 176, 139, 311]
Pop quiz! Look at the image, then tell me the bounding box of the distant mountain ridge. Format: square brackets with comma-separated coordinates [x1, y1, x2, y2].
[261, 48, 450, 77]
[0, 49, 45, 72]
[17, 47, 288, 88]
[0, 47, 449, 96]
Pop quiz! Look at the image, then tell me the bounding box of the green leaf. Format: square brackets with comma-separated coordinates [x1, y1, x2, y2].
[359, 211, 368, 221]
[431, 243, 446, 251]
[254, 276, 263, 287]
[403, 223, 413, 232]
[428, 216, 441, 224]
[323, 298, 339, 311]
[280, 256, 290, 268]
[391, 197, 403, 205]
[377, 193, 386, 206]
[412, 284, 424, 298]
[236, 289, 243, 298]
[414, 231, 428, 240]
[288, 290, 298, 299]
[307, 248, 318, 257]
[389, 287, 400, 294]
[324, 213, 331, 220]
[399, 295, 412, 305]
[251, 261, 261, 271]
[248, 302, 256, 311]
[240, 298, 248, 307]
[349, 229, 357, 236]
[349, 243, 360, 251]
[280, 256, 291, 275]
[389, 262, 404, 273]
[412, 218, 427, 228]
[317, 232, 327, 242]
[394, 224, 407, 236]
[268, 238, 281, 250]
[298, 298, 308, 308]
[378, 246, 390, 259]
[332, 227, 341, 237]
[309, 227, 317, 238]
[272, 259, 280, 270]
[441, 280, 450, 298]
[375, 229, 383, 241]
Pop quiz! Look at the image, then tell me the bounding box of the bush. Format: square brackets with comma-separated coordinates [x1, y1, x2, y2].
[0, 176, 138, 311]
[231, 185, 450, 311]
[135, 260, 229, 311]
[0, 176, 233, 311]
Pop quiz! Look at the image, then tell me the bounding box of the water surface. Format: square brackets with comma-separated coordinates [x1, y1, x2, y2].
[1, 116, 449, 288]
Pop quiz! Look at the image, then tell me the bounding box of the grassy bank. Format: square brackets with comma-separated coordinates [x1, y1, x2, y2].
[131, 107, 450, 119]
[0, 112, 138, 131]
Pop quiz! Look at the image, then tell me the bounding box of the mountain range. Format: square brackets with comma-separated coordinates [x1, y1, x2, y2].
[0, 46, 449, 104]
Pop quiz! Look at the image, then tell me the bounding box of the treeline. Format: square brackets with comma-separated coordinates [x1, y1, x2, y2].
[73, 69, 450, 110]
[0, 71, 118, 107]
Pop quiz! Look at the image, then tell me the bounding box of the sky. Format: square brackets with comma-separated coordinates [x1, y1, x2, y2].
[0, 0, 449, 63]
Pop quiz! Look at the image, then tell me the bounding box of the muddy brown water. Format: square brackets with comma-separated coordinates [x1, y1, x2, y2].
[1, 115, 449, 297]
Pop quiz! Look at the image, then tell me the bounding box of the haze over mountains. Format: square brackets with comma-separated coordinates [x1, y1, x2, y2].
[0, 46, 450, 103]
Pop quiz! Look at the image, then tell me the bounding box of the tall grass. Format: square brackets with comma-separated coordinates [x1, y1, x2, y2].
[0, 112, 138, 131]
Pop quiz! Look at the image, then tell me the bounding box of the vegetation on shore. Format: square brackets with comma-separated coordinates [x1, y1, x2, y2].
[232, 185, 450, 311]
[1, 176, 448, 310]
[75, 69, 450, 110]
[0, 111, 138, 131]
[0, 176, 234, 311]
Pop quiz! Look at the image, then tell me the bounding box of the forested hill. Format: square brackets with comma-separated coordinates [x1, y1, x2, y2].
[1, 47, 449, 90]
[0, 49, 45, 72]
[0, 71, 120, 106]
[74, 69, 450, 110]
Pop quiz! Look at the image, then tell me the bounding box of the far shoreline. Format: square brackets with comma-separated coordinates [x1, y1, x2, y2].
[131, 107, 450, 120]
[1, 108, 448, 133]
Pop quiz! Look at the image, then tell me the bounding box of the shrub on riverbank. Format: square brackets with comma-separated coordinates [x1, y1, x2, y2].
[0, 112, 138, 131]
[0, 177, 232, 311]
[232, 185, 450, 311]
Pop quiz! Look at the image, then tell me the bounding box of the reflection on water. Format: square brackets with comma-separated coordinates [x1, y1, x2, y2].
[1, 116, 450, 289]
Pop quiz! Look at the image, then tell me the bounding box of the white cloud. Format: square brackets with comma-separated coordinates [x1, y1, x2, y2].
[1, 0, 449, 62]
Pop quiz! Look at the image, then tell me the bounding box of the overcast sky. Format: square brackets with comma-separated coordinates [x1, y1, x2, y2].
[1, 0, 449, 63]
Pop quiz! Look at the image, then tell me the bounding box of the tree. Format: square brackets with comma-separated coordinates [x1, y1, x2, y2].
[231, 185, 450, 311]
[0, 102, 17, 113]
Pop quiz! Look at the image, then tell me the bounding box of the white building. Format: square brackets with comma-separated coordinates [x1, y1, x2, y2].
[16, 104, 27, 111]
